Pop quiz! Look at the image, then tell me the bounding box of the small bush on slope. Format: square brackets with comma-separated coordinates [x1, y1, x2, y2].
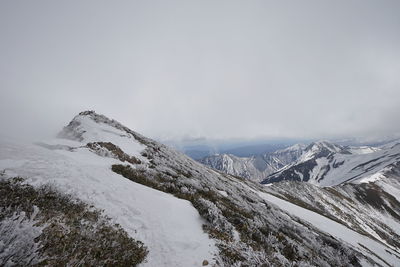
[87, 142, 142, 164]
[0, 177, 148, 266]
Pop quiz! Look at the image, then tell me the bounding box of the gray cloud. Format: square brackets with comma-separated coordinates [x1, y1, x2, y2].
[1, 0, 399, 142]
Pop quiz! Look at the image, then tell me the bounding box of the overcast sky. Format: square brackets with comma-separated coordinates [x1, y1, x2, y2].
[1, 1, 399, 142]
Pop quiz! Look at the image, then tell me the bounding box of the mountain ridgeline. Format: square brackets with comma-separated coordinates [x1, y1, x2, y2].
[199, 140, 391, 186]
[0, 111, 399, 266]
[199, 144, 306, 182]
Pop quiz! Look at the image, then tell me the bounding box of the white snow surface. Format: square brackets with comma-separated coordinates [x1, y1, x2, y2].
[0, 140, 216, 267]
[348, 146, 380, 155]
[63, 115, 147, 160]
[300, 141, 342, 162]
[257, 191, 400, 267]
[358, 171, 386, 184]
[267, 139, 400, 186]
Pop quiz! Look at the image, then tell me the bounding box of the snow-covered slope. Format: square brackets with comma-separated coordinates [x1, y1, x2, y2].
[199, 153, 267, 181]
[0, 135, 215, 266]
[1, 111, 398, 266]
[263, 164, 400, 264]
[199, 144, 305, 182]
[262, 140, 399, 186]
[257, 190, 400, 266]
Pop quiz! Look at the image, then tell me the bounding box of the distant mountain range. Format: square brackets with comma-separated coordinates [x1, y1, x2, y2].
[262, 140, 391, 186]
[199, 144, 306, 181]
[199, 140, 393, 186]
[177, 142, 294, 159]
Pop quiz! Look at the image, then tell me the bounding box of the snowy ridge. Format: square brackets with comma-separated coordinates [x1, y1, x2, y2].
[1, 111, 399, 266]
[199, 143, 305, 182]
[262, 140, 400, 186]
[0, 140, 215, 267]
[57, 110, 148, 159]
[199, 153, 266, 181]
[1, 111, 217, 266]
[257, 191, 400, 266]
[263, 166, 400, 265]
[200, 140, 384, 184]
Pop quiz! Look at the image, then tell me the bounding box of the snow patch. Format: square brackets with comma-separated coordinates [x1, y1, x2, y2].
[59, 115, 147, 161]
[257, 191, 400, 266]
[358, 172, 385, 184]
[0, 140, 216, 267]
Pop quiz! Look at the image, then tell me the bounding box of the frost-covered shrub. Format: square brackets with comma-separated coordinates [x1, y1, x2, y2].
[0, 178, 148, 266]
[0, 209, 43, 266]
[87, 142, 141, 164]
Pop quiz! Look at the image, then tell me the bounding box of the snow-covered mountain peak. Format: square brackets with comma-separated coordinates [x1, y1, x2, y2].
[58, 110, 130, 141]
[276, 143, 306, 153]
[288, 143, 306, 151]
[300, 140, 344, 161]
[308, 140, 343, 153]
[57, 110, 147, 158]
